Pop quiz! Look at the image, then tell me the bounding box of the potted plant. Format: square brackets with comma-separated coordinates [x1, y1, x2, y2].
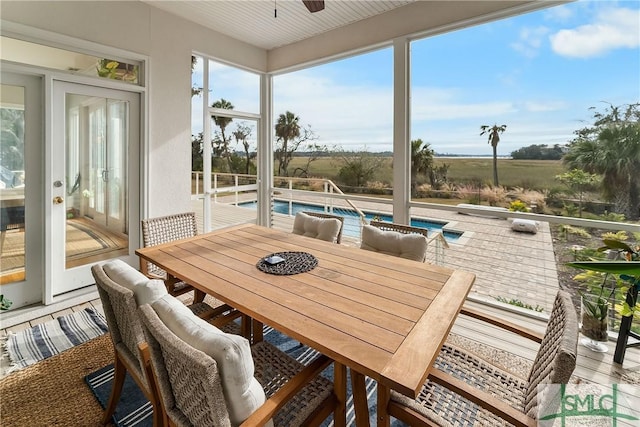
[568, 239, 640, 362]
[0, 294, 12, 311]
[579, 292, 610, 351]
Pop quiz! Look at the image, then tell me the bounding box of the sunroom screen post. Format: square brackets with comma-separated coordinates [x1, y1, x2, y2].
[257, 73, 273, 227]
[202, 58, 212, 232]
[392, 37, 411, 225]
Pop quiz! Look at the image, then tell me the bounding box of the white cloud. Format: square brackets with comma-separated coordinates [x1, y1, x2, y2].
[273, 71, 578, 154]
[523, 100, 567, 112]
[550, 7, 640, 58]
[511, 26, 551, 58]
[544, 4, 574, 23]
[274, 72, 393, 148]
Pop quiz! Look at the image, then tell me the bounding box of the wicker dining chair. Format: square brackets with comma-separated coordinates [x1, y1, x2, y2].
[92, 262, 163, 427]
[361, 221, 428, 262]
[141, 212, 206, 303]
[369, 220, 428, 237]
[303, 211, 345, 244]
[138, 303, 344, 427]
[92, 261, 239, 427]
[380, 290, 578, 427]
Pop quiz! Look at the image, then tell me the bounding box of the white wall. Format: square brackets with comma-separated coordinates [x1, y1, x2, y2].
[0, 0, 267, 217]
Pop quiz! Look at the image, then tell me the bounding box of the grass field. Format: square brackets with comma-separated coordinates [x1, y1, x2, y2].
[287, 157, 566, 190]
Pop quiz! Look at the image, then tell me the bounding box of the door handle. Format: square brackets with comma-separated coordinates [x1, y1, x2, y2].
[53, 196, 64, 204]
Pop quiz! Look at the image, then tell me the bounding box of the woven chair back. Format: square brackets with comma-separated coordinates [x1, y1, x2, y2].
[524, 290, 578, 417]
[91, 264, 147, 381]
[138, 304, 231, 427]
[141, 212, 198, 278]
[369, 220, 428, 237]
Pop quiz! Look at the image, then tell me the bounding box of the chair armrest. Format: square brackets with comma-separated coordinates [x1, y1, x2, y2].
[460, 306, 543, 343]
[240, 355, 332, 426]
[428, 368, 537, 427]
[139, 257, 149, 276]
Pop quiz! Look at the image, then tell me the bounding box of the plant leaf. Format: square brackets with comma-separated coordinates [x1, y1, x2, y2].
[567, 261, 640, 275]
[602, 239, 634, 252]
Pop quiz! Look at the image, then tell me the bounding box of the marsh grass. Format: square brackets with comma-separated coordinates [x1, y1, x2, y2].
[287, 157, 565, 190]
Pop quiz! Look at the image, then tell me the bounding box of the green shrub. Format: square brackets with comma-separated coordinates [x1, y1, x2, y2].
[509, 199, 529, 212]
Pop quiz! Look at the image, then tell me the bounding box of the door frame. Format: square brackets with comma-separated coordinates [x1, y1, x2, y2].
[49, 80, 141, 298]
[0, 24, 149, 320]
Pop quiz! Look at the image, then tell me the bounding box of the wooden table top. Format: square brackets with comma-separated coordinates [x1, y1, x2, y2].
[136, 223, 475, 398]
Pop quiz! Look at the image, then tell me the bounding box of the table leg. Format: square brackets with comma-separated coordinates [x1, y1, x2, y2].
[350, 370, 370, 427]
[193, 289, 206, 304]
[251, 317, 263, 344]
[376, 383, 390, 427]
[333, 362, 347, 427]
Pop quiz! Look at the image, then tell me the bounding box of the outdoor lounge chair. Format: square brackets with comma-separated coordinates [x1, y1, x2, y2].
[379, 290, 578, 427]
[137, 299, 344, 427]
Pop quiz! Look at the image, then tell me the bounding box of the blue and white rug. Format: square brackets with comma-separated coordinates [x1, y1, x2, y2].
[4, 308, 108, 372]
[86, 325, 399, 427]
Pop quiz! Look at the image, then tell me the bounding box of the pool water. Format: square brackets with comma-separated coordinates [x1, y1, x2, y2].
[238, 200, 461, 242]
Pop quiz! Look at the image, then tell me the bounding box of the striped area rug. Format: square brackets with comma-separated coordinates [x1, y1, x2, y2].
[5, 308, 108, 372]
[85, 324, 386, 427]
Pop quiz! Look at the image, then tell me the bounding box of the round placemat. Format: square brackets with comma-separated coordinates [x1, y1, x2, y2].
[256, 251, 318, 275]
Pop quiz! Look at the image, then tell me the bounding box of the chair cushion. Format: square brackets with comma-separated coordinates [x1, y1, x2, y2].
[511, 218, 539, 234]
[133, 279, 168, 306]
[152, 294, 265, 425]
[102, 259, 150, 291]
[360, 224, 428, 262]
[292, 212, 341, 243]
[102, 260, 167, 306]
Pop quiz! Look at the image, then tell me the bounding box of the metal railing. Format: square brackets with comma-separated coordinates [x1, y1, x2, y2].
[191, 172, 258, 204]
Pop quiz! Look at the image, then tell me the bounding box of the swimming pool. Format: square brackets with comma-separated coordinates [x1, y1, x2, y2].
[238, 200, 461, 242]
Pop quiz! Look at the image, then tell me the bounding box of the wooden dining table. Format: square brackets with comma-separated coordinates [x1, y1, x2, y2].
[136, 223, 475, 427]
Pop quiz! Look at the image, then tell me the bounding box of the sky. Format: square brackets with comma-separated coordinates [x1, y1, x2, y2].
[193, 0, 640, 156]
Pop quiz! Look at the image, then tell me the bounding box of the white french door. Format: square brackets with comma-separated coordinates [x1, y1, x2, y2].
[0, 72, 44, 309]
[50, 82, 140, 296]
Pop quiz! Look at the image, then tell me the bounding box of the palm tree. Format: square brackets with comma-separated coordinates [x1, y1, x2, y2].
[480, 124, 507, 186]
[211, 98, 234, 170]
[233, 124, 253, 175]
[410, 139, 434, 197]
[275, 111, 300, 176]
[564, 103, 640, 220]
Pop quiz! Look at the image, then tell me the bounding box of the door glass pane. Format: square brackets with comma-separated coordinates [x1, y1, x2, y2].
[0, 85, 26, 283]
[65, 93, 128, 268]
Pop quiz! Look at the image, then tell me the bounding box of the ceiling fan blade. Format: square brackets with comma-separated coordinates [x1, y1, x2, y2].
[302, 0, 325, 13]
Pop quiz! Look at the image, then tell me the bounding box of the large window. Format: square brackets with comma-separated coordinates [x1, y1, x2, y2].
[191, 56, 260, 177]
[273, 49, 393, 191]
[408, 0, 639, 220]
[190, 56, 261, 228]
